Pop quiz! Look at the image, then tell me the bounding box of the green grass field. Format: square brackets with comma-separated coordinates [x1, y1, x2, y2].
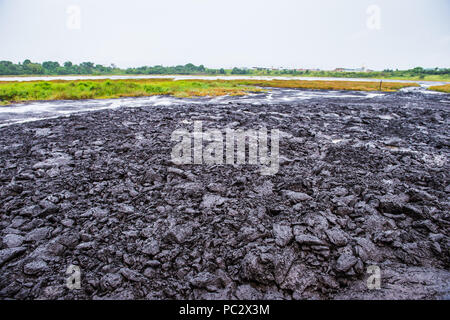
[0, 79, 258, 105]
[0, 78, 422, 105]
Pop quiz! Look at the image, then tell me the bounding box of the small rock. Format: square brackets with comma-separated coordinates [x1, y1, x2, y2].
[0, 247, 27, 266]
[41, 286, 64, 299]
[431, 242, 442, 254]
[24, 260, 49, 275]
[32, 155, 72, 170]
[117, 204, 134, 215]
[141, 239, 160, 256]
[272, 223, 293, 247]
[429, 233, 444, 242]
[20, 205, 41, 217]
[325, 228, 348, 247]
[58, 232, 80, 248]
[45, 240, 66, 256]
[189, 272, 221, 289]
[165, 224, 193, 244]
[119, 268, 145, 282]
[378, 194, 409, 214]
[373, 230, 400, 244]
[6, 182, 23, 194]
[3, 234, 25, 248]
[200, 194, 227, 209]
[145, 260, 161, 268]
[143, 267, 156, 278]
[295, 234, 326, 246]
[61, 219, 74, 227]
[10, 217, 26, 228]
[175, 182, 204, 197]
[39, 200, 59, 214]
[332, 187, 348, 197]
[408, 188, 435, 202]
[82, 207, 109, 218]
[235, 284, 263, 300]
[76, 241, 95, 250]
[207, 183, 227, 194]
[283, 190, 312, 203]
[101, 273, 122, 290]
[140, 227, 153, 238]
[335, 253, 358, 272]
[25, 227, 52, 242]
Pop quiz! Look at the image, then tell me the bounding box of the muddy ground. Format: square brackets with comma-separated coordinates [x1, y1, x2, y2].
[0, 89, 449, 299]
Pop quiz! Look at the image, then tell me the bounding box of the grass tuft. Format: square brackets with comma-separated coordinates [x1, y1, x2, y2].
[428, 84, 450, 93]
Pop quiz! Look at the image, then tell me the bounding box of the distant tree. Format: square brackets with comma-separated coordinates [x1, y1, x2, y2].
[80, 62, 94, 69]
[0, 61, 16, 75]
[27, 63, 44, 74]
[42, 61, 60, 70]
[411, 67, 424, 74]
[231, 67, 247, 75]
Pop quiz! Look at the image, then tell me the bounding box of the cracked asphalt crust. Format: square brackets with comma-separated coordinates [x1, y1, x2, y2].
[0, 90, 449, 300]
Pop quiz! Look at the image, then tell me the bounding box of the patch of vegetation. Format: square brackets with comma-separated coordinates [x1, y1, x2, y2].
[0, 79, 258, 105]
[229, 79, 419, 92]
[428, 84, 450, 93]
[0, 79, 419, 105]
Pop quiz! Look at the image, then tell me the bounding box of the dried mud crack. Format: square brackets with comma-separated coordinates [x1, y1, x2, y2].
[0, 91, 449, 300]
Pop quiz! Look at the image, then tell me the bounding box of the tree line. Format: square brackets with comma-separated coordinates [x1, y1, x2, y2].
[0, 60, 225, 75]
[0, 60, 448, 79]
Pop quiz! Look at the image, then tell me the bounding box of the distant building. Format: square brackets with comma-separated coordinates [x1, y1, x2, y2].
[334, 66, 368, 72]
[295, 68, 321, 72]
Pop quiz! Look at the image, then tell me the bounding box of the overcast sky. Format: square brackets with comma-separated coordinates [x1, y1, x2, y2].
[0, 0, 449, 70]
